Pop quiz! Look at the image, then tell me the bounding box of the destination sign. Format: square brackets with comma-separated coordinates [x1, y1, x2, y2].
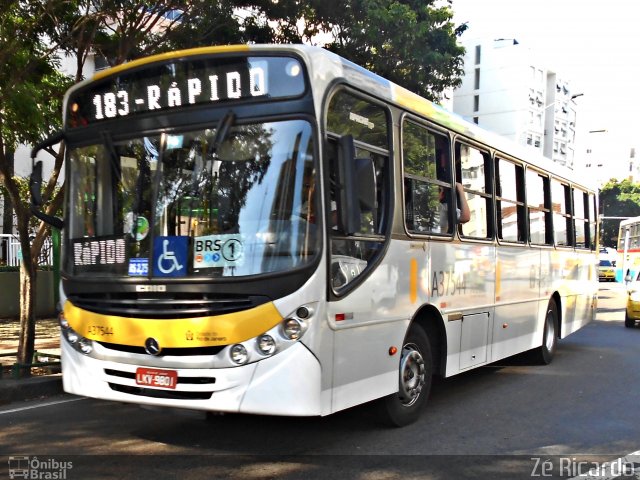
[72, 236, 128, 274]
[67, 56, 306, 128]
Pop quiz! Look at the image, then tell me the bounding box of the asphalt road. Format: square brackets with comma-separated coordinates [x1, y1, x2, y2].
[1, 282, 639, 479]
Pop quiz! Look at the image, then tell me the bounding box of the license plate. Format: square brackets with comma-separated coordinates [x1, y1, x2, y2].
[135, 367, 178, 389]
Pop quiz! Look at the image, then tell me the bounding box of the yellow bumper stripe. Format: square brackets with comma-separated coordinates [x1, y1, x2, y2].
[63, 300, 283, 348]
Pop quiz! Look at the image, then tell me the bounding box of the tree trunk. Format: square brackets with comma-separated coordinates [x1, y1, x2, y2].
[16, 215, 37, 377]
[1, 150, 14, 261]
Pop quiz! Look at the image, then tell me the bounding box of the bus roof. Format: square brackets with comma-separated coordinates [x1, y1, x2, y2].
[78, 44, 593, 192]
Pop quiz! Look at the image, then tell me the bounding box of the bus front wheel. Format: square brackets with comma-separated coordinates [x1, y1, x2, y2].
[379, 324, 433, 427]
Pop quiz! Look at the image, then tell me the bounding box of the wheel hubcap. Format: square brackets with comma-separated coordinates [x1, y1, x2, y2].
[545, 313, 555, 352]
[398, 343, 426, 406]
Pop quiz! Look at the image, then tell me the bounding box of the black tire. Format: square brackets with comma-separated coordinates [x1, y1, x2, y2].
[378, 324, 433, 427]
[533, 300, 558, 365]
[625, 312, 636, 328]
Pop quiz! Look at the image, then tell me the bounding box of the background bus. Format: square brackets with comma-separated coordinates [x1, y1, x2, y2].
[31, 44, 599, 427]
[617, 216, 640, 282]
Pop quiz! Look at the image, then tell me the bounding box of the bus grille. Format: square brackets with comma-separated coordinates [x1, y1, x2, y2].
[105, 369, 216, 400]
[98, 343, 225, 356]
[67, 292, 268, 319]
[108, 383, 213, 400]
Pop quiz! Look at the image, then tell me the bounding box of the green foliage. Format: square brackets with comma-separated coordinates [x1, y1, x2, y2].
[315, 0, 467, 101]
[0, 2, 74, 148]
[599, 179, 640, 247]
[74, 1, 466, 103]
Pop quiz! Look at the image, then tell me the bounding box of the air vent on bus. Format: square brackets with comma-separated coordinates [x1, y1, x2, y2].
[67, 292, 268, 319]
[98, 343, 225, 356]
[108, 383, 213, 400]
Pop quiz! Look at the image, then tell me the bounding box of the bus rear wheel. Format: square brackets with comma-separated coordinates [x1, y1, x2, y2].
[379, 324, 433, 427]
[534, 300, 558, 365]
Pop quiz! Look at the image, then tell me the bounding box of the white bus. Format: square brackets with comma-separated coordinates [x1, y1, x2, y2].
[31, 45, 598, 426]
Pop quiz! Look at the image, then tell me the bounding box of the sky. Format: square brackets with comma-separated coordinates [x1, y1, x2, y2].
[451, 0, 640, 140]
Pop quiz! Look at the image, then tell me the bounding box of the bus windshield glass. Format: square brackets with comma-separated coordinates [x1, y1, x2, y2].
[67, 119, 319, 279]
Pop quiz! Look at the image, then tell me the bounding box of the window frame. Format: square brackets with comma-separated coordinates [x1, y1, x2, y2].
[400, 114, 455, 238]
[455, 139, 494, 241]
[495, 155, 526, 245]
[526, 167, 553, 246]
[323, 85, 394, 298]
[551, 177, 573, 248]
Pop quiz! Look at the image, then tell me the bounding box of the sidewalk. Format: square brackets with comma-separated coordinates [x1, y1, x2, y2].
[0, 317, 63, 404]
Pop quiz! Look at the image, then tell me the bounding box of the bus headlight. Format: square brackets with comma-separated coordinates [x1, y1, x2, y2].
[257, 334, 276, 355]
[59, 312, 70, 330]
[283, 318, 302, 340]
[230, 344, 249, 365]
[59, 313, 94, 356]
[222, 303, 316, 367]
[66, 330, 79, 345]
[78, 338, 93, 355]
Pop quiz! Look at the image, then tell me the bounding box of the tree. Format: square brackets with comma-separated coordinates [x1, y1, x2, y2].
[599, 179, 640, 248]
[0, 1, 75, 373]
[314, 0, 467, 101]
[1, 0, 467, 375]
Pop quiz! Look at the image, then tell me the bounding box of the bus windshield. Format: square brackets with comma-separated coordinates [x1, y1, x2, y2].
[67, 118, 319, 278]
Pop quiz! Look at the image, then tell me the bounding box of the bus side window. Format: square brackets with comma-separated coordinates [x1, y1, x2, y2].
[496, 157, 526, 243]
[402, 119, 453, 235]
[551, 179, 571, 246]
[526, 169, 552, 245]
[456, 142, 491, 239]
[573, 188, 588, 248]
[325, 89, 391, 292]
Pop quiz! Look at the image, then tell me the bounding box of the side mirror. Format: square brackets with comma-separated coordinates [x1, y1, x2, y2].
[29, 132, 65, 230]
[30, 161, 44, 207]
[335, 135, 377, 235]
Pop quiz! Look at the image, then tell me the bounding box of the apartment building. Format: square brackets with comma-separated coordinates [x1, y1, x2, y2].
[452, 38, 579, 169]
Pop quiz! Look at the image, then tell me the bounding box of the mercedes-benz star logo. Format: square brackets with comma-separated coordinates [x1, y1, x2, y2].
[144, 337, 161, 356]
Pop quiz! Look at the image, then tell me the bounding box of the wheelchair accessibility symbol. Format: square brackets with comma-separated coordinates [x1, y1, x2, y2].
[153, 236, 188, 277]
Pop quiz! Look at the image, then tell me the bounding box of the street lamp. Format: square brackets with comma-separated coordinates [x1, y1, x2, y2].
[544, 92, 584, 111]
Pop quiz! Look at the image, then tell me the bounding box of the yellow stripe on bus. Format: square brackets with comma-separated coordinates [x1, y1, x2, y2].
[410, 258, 418, 304]
[63, 300, 282, 348]
[92, 45, 251, 81]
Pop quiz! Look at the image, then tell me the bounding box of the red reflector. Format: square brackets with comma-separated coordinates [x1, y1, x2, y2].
[336, 313, 345, 321]
[389, 346, 398, 356]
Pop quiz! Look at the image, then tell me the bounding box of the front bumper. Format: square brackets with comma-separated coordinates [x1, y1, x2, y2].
[61, 339, 322, 416]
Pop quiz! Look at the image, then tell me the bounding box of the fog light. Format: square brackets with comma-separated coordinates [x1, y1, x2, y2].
[257, 335, 276, 355]
[283, 318, 302, 340]
[230, 344, 248, 365]
[78, 338, 93, 355]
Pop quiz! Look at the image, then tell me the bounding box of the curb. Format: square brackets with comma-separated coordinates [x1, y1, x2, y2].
[0, 374, 63, 405]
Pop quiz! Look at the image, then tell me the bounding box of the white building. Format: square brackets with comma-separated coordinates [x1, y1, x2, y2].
[578, 129, 640, 187]
[452, 38, 580, 169]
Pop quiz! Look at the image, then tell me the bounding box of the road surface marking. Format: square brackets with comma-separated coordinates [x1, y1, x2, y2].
[0, 397, 86, 416]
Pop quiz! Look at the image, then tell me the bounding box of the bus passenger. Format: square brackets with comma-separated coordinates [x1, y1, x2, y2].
[439, 182, 470, 233]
